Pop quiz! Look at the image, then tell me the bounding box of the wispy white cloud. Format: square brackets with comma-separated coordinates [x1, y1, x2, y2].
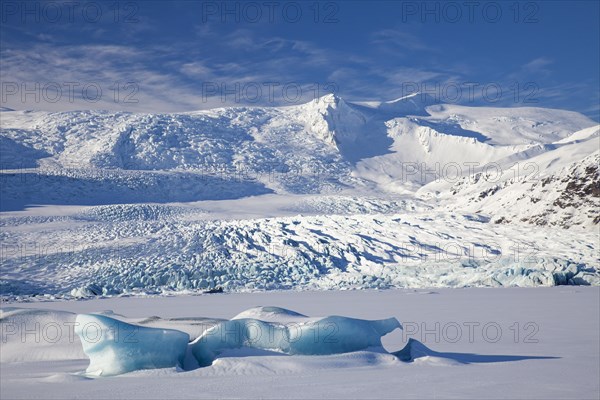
[5, 22, 591, 116]
[0, 43, 209, 112]
[523, 57, 553, 72]
[371, 29, 436, 53]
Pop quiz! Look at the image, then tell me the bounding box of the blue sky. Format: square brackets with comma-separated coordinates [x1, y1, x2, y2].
[1, 0, 598, 120]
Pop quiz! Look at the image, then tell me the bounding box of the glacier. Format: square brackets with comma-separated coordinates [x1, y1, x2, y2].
[0, 96, 598, 301]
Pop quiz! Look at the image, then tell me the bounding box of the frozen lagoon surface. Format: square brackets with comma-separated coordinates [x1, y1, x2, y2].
[1, 287, 599, 399]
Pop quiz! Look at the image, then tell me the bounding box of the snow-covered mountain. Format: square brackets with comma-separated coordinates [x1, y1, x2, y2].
[1, 95, 598, 298]
[1, 94, 596, 195]
[420, 126, 599, 229]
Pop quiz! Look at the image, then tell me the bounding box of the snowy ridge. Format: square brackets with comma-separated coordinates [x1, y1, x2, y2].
[1, 95, 595, 195]
[421, 126, 600, 228]
[294, 93, 367, 146]
[353, 92, 437, 116]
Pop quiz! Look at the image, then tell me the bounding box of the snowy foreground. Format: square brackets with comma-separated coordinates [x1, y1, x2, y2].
[1, 287, 599, 399]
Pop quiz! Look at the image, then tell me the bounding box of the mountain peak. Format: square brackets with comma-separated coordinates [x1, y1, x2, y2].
[297, 93, 350, 114]
[293, 92, 366, 146]
[314, 93, 344, 106]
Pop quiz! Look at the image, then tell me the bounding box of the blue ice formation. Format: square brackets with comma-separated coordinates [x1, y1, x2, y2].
[75, 314, 190, 376]
[192, 314, 401, 366]
[75, 308, 401, 375]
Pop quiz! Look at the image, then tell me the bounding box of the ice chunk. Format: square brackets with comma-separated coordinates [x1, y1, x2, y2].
[287, 316, 401, 355]
[192, 310, 401, 367]
[73, 308, 401, 375]
[75, 314, 189, 376]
